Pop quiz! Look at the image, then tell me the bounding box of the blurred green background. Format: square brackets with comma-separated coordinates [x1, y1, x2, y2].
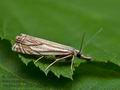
[0, 0, 120, 89]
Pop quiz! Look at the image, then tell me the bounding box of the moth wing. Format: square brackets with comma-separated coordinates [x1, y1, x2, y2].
[19, 34, 76, 51]
[13, 34, 77, 55]
[12, 43, 72, 55]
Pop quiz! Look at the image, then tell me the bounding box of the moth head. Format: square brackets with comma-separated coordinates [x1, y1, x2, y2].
[76, 52, 92, 61]
[76, 33, 92, 61]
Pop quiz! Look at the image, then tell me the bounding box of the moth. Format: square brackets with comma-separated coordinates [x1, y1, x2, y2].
[12, 33, 92, 71]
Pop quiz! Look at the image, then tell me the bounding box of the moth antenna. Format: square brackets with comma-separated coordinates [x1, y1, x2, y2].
[79, 32, 86, 54]
[83, 27, 103, 49]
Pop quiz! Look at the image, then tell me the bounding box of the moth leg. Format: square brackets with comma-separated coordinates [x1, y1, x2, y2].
[71, 56, 74, 71]
[45, 55, 72, 71]
[34, 56, 44, 63]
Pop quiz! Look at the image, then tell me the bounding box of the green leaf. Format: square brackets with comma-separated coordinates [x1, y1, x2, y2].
[0, 0, 120, 89]
[19, 54, 74, 79]
[0, 39, 120, 90]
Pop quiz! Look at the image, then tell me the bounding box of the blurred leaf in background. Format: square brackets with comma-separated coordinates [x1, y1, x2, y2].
[0, 0, 120, 89]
